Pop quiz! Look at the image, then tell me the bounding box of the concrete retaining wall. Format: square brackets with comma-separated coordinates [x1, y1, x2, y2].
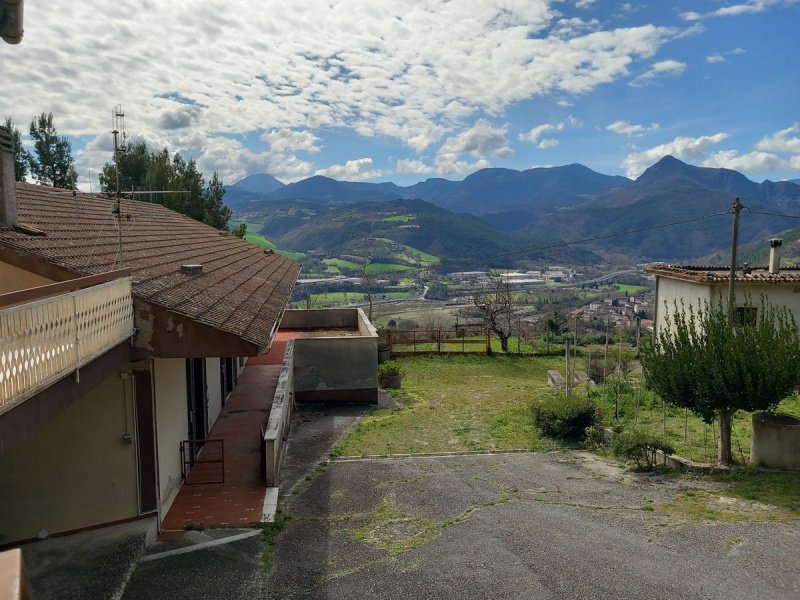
[264, 341, 295, 487]
[751, 412, 800, 470]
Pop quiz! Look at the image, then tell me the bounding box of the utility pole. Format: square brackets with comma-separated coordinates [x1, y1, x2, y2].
[727, 197, 742, 327]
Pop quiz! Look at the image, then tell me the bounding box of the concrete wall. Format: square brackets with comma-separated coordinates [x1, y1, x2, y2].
[0, 262, 53, 294]
[264, 342, 294, 486]
[152, 358, 188, 515]
[206, 357, 223, 427]
[281, 308, 359, 329]
[291, 309, 378, 403]
[0, 372, 139, 544]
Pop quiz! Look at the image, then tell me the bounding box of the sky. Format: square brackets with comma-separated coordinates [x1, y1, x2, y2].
[1, 0, 799, 190]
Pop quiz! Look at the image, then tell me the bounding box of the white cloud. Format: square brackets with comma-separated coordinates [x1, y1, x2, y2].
[606, 120, 659, 136]
[556, 100, 574, 107]
[755, 124, 800, 154]
[630, 59, 687, 86]
[433, 157, 491, 177]
[519, 122, 565, 143]
[538, 138, 560, 149]
[261, 129, 321, 153]
[396, 159, 434, 174]
[705, 47, 746, 63]
[1, 0, 684, 181]
[575, 0, 596, 8]
[621, 133, 729, 178]
[704, 150, 784, 172]
[315, 158, 382, 180]
[681, 0, 797, 20]
[438, 119, 511, 159]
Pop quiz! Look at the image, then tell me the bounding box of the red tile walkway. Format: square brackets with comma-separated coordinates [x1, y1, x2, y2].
[247, 330, 308, 366]
[159, 362, 281, 535]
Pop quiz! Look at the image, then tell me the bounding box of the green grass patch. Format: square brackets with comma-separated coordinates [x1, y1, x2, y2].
[614, 284, 650, 294]
[323, 258, 361, 272]
[336, 354, 566, 456]
[397, 245, 440, 266]
[382, 214, 416, 223]
[365, 263, 415, 274]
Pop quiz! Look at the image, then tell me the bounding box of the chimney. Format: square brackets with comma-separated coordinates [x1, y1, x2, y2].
[769, 238, 783, 275]
[0, 125, 17, 227]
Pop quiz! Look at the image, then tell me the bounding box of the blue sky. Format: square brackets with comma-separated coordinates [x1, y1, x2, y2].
[2, 1, 799, 189]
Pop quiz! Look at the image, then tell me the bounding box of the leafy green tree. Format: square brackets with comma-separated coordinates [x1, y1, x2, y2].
[3, 117, 29, 180]
[230, 222, 247, 238]
[27, 112, 78, 188]
[641, 299, 800, 465]
[99, 141, 231, 230]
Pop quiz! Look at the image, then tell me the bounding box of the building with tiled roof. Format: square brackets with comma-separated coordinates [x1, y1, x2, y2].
[0, 132, 303, 547]
[1, 182, 300, 353]
[645, 239, 800, 337]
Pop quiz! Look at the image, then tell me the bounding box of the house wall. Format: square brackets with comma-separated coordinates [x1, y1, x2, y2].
[655, 277, 800, 338]
[206, 357, 223, 427]
[653, 277, 713, 338]
[0, 372, 139, 544]
[152, 358, 188, 515]
[0, 262, 52, 294]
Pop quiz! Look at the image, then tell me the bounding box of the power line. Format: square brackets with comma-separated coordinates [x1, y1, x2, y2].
[748, 210, 800, 220]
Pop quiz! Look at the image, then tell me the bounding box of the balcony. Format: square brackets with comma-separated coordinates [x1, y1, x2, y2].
[0, 271, 134, 415]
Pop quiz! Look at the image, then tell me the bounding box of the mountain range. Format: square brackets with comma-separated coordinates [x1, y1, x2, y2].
[227, 157, 800, 263]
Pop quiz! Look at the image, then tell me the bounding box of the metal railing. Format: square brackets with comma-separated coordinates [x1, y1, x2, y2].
[0, 276, 134, 414]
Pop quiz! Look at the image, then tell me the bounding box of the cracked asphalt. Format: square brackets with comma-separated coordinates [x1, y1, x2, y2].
[265, 451, 800, 600]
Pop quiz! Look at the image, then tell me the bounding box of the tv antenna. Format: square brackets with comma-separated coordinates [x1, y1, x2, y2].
[112, 105, 127, 267]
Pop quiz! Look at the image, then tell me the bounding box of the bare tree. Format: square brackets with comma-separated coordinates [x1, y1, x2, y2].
[359, 261, 374, 322]
[472, 275, 515, 353]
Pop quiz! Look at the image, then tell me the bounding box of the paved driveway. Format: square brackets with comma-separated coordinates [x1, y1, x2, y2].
[265, 451, 800, 600]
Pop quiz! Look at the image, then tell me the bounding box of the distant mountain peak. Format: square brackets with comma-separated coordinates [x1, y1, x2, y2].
[231, 173, 285, 195]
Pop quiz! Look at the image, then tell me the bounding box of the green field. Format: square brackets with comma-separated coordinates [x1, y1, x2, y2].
[382, 214, 416, 223]
[614, 284, 650, 294]
[322, 258, 361, 274]
[366, 263, 416, 274]
[231, 225, 305, 260]
[397, 245, 439, 266]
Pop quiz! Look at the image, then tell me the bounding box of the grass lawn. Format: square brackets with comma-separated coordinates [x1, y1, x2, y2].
[334, 354, 566, 456]
[323, 258, 361, 272]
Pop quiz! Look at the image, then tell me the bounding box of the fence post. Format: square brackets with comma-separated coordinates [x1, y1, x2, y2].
[413, 329, 416, 353]
[485, 328, 491, 353]
[437, 329, 441, 353]
[387, 328, 392, 354]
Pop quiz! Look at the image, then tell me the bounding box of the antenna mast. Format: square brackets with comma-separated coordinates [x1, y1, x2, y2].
[112, 105, 126, 267]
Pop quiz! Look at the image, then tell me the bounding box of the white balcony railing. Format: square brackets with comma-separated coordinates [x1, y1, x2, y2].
[0, 277, 134, 414]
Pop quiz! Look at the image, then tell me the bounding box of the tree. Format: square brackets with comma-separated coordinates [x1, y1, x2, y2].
[472, 275, 515, 353]
[99, 141, 231, 231]
[3, 118, 28, 181]
[230, 222, 247, 238]
[640, 299, 800, 465]
[27, 112, 78, 188]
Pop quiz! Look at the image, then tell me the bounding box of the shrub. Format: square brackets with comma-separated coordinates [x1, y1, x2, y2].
[611, 430, 675, 470]
[583, 424, 607, 448]
[377, 360, 402, 378]
[531, 394, 601, 440]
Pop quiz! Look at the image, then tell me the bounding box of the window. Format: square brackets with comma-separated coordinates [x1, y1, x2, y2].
[735, 306, 757, 327]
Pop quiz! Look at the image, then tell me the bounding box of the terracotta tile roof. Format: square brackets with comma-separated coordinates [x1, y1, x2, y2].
[0, 183, 301, 348]
[644, 263, 800, 284]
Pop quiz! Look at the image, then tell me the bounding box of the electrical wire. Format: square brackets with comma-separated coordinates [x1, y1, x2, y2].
[748, 210, 800, 220]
